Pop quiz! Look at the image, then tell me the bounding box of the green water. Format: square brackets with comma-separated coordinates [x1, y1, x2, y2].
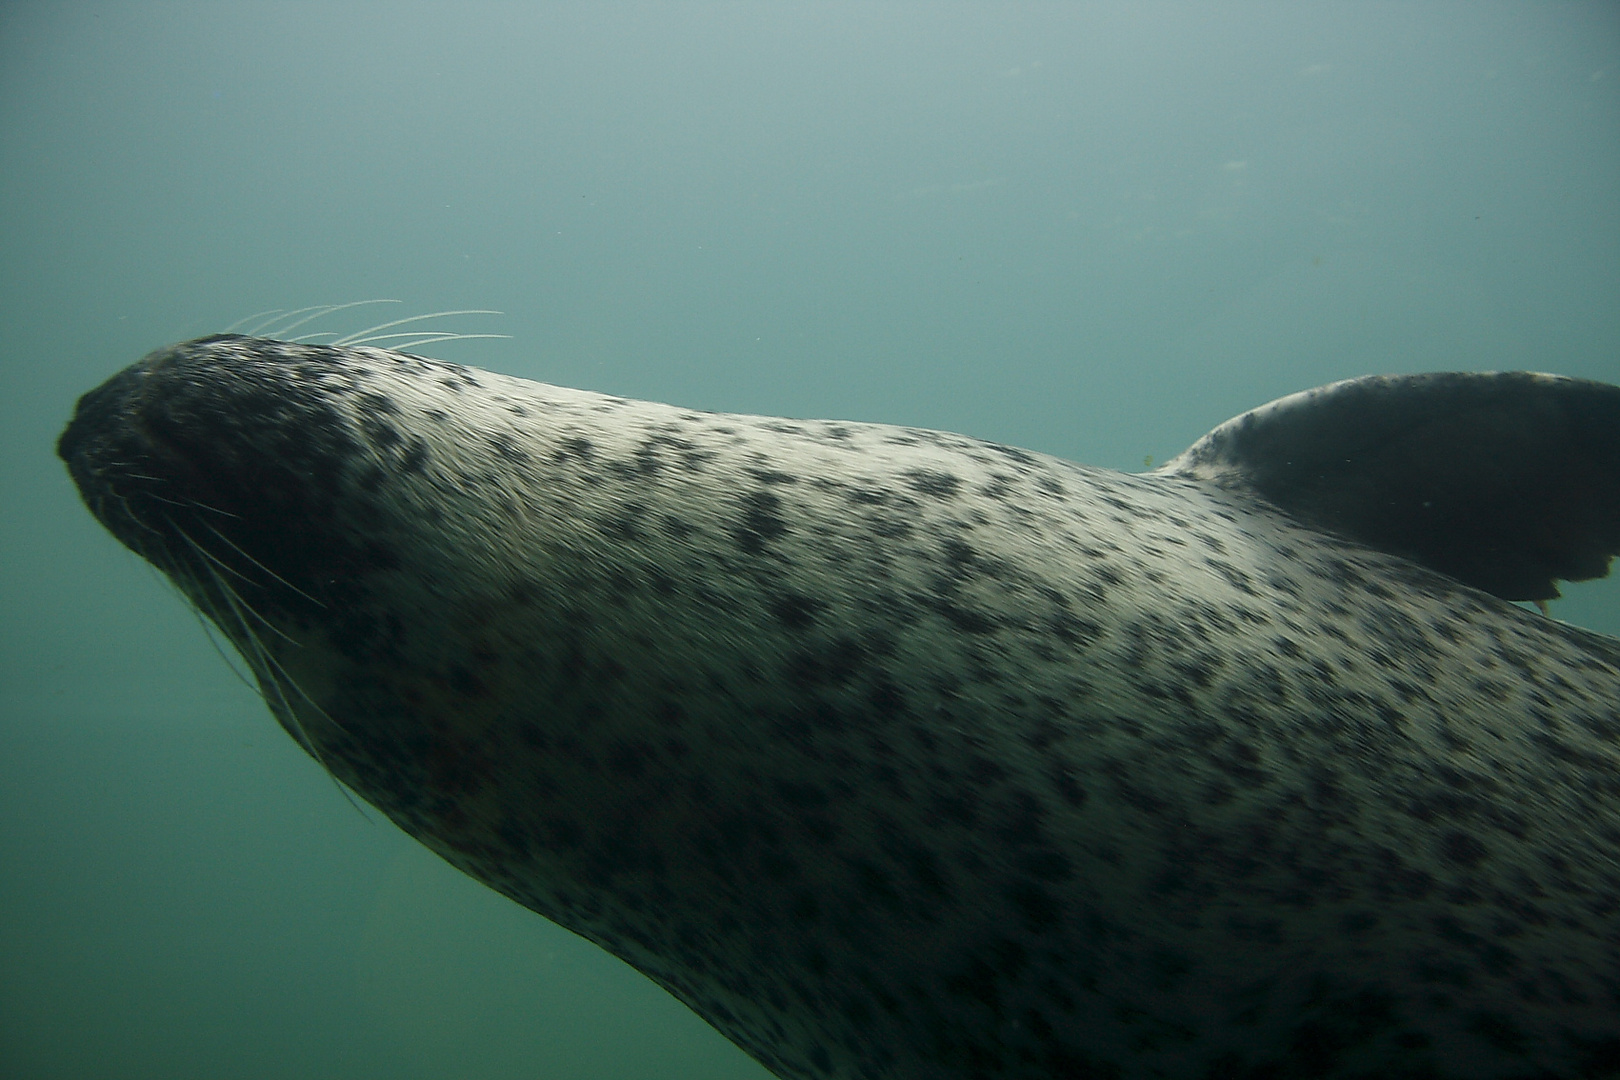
[2, 3, 1616, 1078]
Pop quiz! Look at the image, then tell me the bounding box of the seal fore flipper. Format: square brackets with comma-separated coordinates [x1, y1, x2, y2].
[1163, 371, 1620, 602]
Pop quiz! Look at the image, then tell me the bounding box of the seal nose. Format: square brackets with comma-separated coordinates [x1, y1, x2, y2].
[57, 353, 178, 550]
[58, 361, 151, 468]
[57, 344, 226, 575]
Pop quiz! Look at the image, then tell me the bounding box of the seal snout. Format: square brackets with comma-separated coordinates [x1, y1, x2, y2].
[57, 336, 245, 496]
[57, 361, 150, 469]
[58, 335, 383, 619]
[57, 349, 190, 561]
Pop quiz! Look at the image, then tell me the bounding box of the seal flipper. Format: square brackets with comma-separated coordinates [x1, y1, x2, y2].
[1163, 371, 1620, 601]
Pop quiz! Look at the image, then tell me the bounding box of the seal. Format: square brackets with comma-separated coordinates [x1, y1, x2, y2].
[58, 335, 1620, 1079]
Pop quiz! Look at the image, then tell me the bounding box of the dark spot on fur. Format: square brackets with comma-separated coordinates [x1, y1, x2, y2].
[990, 444, 1036, 465]
[790, 891, 821, 924]
[1018, 850, 1073, 882]
[1048, 612, 1102, 648]
[1440, 830, 1489, 868]
[1046, 763, 1088, 808]
[905, 844, 953, 900]
[359, 416, 402, 450]
[848, 857, 900, 907]
[488, 432, 527, 463]
[788, 636, 867, 687]
[1035, 475, 1066, 496]
[1341, 911, 1379, 934]
[1467, 1011, 1528, 1055]
[732, 491, 788, 554]
[356, 464, 386, 492]
[607, 741, 653, 778]
[446, 664, 485, 698]
[1006, 882, 1061, 931]
[1374, 848, 1436, 900]
[930, 600, 997, 634]
[775, 780, 829, 808]
[557, 436, 594, 462]
[599, 503, 646, 541]
[399, 438, 429, 473]
[354, 393, 401, 453]
[942, 538, 977, 569]
[770, 593, 825, 630]
[905, 469, 961, 498]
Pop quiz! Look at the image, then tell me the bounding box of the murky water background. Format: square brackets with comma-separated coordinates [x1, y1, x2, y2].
[2, 4, 1616, 1077]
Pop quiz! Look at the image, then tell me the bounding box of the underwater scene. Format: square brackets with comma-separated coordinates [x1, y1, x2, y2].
[3, 4, 1618, 1079]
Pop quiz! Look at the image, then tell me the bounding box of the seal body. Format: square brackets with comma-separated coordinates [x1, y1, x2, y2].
[59, 336, 1620, 1078]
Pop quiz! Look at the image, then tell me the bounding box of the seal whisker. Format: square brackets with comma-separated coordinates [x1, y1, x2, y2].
[174, 570, 268, 696]
[179, 529, 355, 792]
[153, 526, 277, 691]
[169, 522, 301, 645]
[190, 559, 299, 643]
[227, 620, 368, 814]
[104, 488, 169, 543]
[213, 603, 371, 817]
[361, 332, 515, 352]
[141, 491, 210, 512]
[198, 521, 326, 610]
[179, 497, 239, 520]
[263, 299, 403, 340]
[331, 309, 504, 347]
[223, 308, 286, 334]
[97, 460, 167, 481]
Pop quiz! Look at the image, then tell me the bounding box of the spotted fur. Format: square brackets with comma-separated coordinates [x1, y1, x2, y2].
[59, 336, 1620, 1078]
